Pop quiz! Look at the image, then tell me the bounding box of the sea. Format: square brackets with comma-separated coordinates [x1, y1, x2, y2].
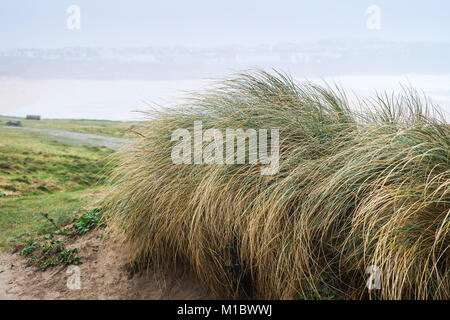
[1, 74, 449, 121]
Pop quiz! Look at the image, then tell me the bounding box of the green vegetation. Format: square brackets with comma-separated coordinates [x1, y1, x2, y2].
[107, 71, 450, 300]
[21, 241, 38, 256]
[0, 187, 105, 249]
[73, 207, 104, 235]
[20, 208, 104, 270]
[0, 118, 121, 251]
[0, 116, 139, 138]
[22, 238, 82, 270]
[0, 127, 113, 197]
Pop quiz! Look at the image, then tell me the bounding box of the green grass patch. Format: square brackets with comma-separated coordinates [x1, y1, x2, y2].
[0, 127, 113, 197]
[0, 187, 106, 250]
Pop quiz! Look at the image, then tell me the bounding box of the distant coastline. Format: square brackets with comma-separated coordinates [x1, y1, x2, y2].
[1, 74, 449, 121]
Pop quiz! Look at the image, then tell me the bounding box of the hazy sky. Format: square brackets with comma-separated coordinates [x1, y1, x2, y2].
[1, 0, 449, 49]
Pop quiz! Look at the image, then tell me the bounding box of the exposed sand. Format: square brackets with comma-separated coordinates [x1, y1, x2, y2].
[0, 229, 213, 300]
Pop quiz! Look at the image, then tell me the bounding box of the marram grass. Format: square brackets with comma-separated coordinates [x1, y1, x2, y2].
[106, 71, 449, 299]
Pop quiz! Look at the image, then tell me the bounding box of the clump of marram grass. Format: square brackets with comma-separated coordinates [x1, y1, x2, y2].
[106, 71, 449, 299]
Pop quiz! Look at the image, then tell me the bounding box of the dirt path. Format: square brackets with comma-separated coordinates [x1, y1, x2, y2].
[0, 230, 213, 300]
[1, 126, 130, 150]
[0, 255, 17, 299]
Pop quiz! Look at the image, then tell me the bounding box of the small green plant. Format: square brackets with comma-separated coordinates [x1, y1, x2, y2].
[41, 239, 63, 254]
[18, 208, 105, 270]
[58, 248, 82, 266]
[73, 208, 103, 235]
[29, 242, 83, 270]
[44, 233, 54, 240]
[21, 241, 38, 256]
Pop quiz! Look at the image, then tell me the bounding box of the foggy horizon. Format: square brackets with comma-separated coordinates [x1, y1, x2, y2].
[1, 1, 450, 49]
[1, 1, 450, 120]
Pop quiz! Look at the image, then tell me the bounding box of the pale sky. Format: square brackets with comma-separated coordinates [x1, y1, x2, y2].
[1, 0, 449, 49]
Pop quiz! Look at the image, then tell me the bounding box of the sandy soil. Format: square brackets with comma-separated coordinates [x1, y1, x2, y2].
[0, 230, 213, 300]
